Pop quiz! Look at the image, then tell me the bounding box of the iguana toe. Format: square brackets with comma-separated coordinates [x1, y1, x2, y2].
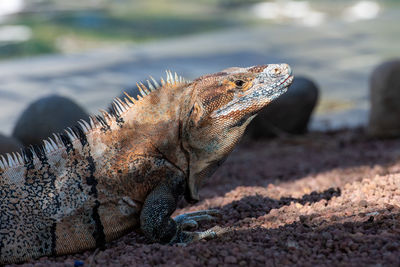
[171, 226, 226, 245]
[170, 210, 223, 244]
[173, 209, 221, 229]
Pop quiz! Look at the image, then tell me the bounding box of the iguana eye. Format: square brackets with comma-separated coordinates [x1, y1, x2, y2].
[234, 80, 245, 87]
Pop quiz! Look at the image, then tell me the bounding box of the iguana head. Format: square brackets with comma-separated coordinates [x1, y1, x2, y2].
[181, 64, 293, 202]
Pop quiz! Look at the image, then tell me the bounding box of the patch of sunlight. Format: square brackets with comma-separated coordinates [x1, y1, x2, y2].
[316, 99, 355, 114]
[342, 1, 381, 22]
[0, 0, 25, 20]
[250, 1, 326, 27]
[0, 25, 32, 42]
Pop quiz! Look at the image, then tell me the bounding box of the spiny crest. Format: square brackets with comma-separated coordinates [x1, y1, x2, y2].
[0, 71, 188, 172]
[107, 70, 188, 119]
[0, 126, 90, 171]
[0, 153, 23, 170]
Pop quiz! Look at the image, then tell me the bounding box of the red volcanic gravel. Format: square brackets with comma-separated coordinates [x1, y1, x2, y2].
[11, 129, 400, 266]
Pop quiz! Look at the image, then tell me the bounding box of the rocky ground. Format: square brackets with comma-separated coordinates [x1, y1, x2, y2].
[11, 128, 400, 266]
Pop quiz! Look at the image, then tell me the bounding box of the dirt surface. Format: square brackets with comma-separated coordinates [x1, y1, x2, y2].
[11, 129, 400, 266]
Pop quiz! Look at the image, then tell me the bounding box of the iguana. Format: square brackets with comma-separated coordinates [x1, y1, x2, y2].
[0, 64, 293, 264]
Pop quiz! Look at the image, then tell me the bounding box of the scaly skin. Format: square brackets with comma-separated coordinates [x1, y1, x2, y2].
[0, 64, 293, 264]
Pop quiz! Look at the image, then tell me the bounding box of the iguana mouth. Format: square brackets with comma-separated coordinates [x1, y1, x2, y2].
[270, 74, 293, 99]
[279, 75, 294, 87]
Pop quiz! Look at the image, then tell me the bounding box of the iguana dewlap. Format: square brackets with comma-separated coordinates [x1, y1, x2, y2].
[0, 64, 293, 264]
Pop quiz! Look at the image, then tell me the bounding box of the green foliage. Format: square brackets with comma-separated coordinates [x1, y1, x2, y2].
[45, 11, 232, 40]
[0, 4, 236, 60]
[0, 40, 56, 59]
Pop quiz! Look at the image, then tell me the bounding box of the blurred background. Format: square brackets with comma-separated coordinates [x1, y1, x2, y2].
[0, 0, 399, 140]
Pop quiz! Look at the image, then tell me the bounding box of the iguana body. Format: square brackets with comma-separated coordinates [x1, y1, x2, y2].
[0, 64, 293, 264]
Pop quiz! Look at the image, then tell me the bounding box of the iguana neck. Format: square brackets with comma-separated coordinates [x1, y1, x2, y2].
[114, 82, 192, 177]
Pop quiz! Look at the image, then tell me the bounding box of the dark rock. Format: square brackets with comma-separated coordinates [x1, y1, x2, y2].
[245, 76, 319, 139]
[12, 95, 89, 146]
[0, 134, 22, 154]
[368, 59, 400, 138]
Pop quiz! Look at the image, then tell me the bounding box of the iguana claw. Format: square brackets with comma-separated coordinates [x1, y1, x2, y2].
[172, 225, 227, 245]
[171, 209, 222, 244]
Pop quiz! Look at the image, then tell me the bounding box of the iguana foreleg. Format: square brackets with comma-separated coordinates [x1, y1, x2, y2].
[140, 180, 220, 244]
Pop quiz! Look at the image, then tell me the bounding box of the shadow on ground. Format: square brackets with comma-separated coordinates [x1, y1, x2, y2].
[199, 129, 400, 199]
[214, 187, 341, 222]
[203, 210, 400, 266]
